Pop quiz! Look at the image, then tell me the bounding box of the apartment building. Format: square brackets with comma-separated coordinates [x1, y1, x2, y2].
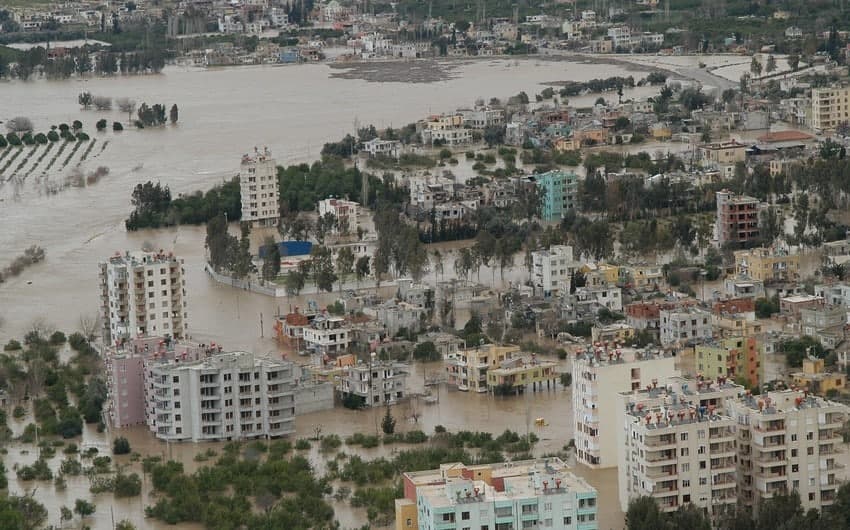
[338, 360, 408, 406]
[699, 142, 748, 177]
[302, 315, 351, 355]
[815, 282, 850, 307]
[99, 250, 188, 344]
[728, 390, 848, 511]
[317, 197, 359, 235]
[446, 344, 519, 393]
[486, 355, 559, 393]
[716, 190, 760, 247]
[811, 85, 850, 131]
[531, 245, 577, 297]
[572, 348, 679, 468]
[659, 307, 712, 347]
[734, 247, 800, 283]
[396, 458, 598, 530]
[362, 137, 401, 158]
[239, 147, 279, 227]
[791, 357, 847, 397]
[458, 105, 505, 129]
[528, 170, 579, 222]
[617, 378, 742, 518]
[695, 336, 760, 387]
[800, 306, 846, 349]
[146, 350, 295, 442]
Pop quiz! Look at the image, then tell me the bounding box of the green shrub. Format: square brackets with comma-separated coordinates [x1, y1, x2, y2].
[6, 133, 21, 146]
[113, 437, 131, 455]
[0, 135, 7, 148]
[295, 438, 311, 450]
[3, 340, 21, 351]
[96, 119, 107, 131]
[47, 130, 60, 142]
[113, 122, 124, 131]
[76, 132, 90, 141]
[21, 132, 34, 145]
[34, 133, 48, 144]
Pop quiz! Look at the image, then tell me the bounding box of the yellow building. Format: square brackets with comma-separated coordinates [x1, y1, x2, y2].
[446, 344, 519, 392]
[734, 247, 800, 283]
[791, 357, 847, 396]
[711, 313, 763, 338]
[811, 86, 850, 131]
[486, 355, 558, 392]
[582, 263, 620, 286]
[695, 336, 760, 387]
[591, 323, 635, 344]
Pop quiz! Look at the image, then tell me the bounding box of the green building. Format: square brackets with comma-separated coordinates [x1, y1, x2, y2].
[530, 170, 579, 222]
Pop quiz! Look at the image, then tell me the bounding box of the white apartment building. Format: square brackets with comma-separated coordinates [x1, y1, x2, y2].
[727, 390, 848, 511]
[814, 282, 850, 309]
[146, 351, 295, 442]
[239, 147, 279, 227]
[607, 26, 633, 47]
[99, 251, 188, 344]
[318, 197, 360, 235]
[811, 86, 850, 131]
[302, 315, 351, 355]
[458, 106, 505, 129]
[338, 360, 409, 406]
[422, 127, 472, 146]
[617, 377, 743, 518]
[362, 138, 400, 158]
[572, 348, 679, 468]
[659, 307, 712, 347]
[531, 245, 577, 297]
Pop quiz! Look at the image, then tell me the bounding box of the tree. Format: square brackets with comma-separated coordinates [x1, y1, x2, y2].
[381, 407, 396, 435]
[92, 95, 112, 110]
[483, 125, 505, 147]
[113, 436, 131, 455]
[625, 496, 665, 530]
[765, 54, 777, 75]
[261, 237, 281, 282]
[413, 341, 440, 362]
[96, 119, 107, 131]
[336, 247, 355, 291]
[311, 246, 337, 292]
[284, 270, 306, 296]
[170, 104, 179, 124]
[116, 98, 136, 121]
[115, 521, 137, 530]
[73, 499, 96, 521]
[355, 255, 370, 287]
[750, 56, 763, 78]
[787, 54, 800, 72]
[78, 92, 92, 109]
[60, 506, 73, 525]
[6, 117, 33, 133]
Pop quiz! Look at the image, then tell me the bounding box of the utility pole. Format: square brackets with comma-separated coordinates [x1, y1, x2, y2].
[259, 312, 264, 338]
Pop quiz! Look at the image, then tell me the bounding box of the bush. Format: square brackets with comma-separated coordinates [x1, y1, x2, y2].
[439, 148, 452, 159]
[49, 331, 67, 345]
[76, 132, 90, 141]
[96, 119, 107, 131]
[295, 438, 311, 450]
[3, 339, 21, 351]
[113, 122, 124, 131]
[58, 123, 69, 132]
[6, 133, 21, 146]
[113, 436, 131, 455]
[47, 130, 60, 142]
[34, 133, 48, 144]
[113, 472, 142, 497]
[12, 406, 25, 419]
[72, 120, 83, 131]
[320, 434, 342, 452]
[0, 136, 6, 148]
[21, 132, 34, 145]
[413, 341, 440, 362]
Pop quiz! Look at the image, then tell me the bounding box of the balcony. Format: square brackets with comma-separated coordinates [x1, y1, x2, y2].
[645, 451, 677, 465]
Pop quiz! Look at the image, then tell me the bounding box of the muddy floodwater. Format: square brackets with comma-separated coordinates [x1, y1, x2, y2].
[0, 55, 801, 529]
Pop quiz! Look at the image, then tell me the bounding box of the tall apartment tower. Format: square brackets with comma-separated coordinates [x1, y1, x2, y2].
[99, 251, 188, 344]
[727, 390, 847, 511]
[240, 147, 279, 227]
[811, 86, 850, 132]
[715, 190, 760, 247]
[571, 347, 679, 468]
[617, 377, 744, 519]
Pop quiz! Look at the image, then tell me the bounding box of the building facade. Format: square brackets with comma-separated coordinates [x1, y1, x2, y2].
[659, 307, 712, 347]
[530, 170, 579, 222]
[145, 350, 295, 442]
[572, 348, 679, 468]
[240, 147, 280, 227]
[811, 86, 850, 131]
[317, 197, 360, 235]
[338, 360, 409, 406]
[446, 344, 519, 393]
[735, 247, 800, 283]
[532, 245, 577, 297]
[99, 251, 188, 344]
[396, 459, 598, 530]
[716, 190, 760, 247]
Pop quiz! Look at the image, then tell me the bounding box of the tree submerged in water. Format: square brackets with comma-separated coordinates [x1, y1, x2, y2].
[381, 406, 396, 435]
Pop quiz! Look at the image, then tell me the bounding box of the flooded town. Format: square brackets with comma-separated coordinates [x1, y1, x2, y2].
[4, 0, 850, 530]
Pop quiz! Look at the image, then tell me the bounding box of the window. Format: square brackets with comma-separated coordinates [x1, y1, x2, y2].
[699, 461, 706, 469]
[462, 512, 470, 520]
[807, 447, 814, 456]
[173, 376, 179, 383]
[682, 479, 690, 488]
[791, 449, 798, 457]
[680, 433, 688, 441]
[563, 517, 572, 525]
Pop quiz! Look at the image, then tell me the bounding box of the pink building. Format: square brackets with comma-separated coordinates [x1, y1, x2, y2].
[105, 336, 213, 428]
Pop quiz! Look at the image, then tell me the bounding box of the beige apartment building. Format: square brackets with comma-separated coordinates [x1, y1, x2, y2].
[811, 86, 850, 131]
[239, 147, 279, 227]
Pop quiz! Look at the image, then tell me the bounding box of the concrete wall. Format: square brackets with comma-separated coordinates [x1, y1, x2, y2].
[294, 382, 334, 415]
